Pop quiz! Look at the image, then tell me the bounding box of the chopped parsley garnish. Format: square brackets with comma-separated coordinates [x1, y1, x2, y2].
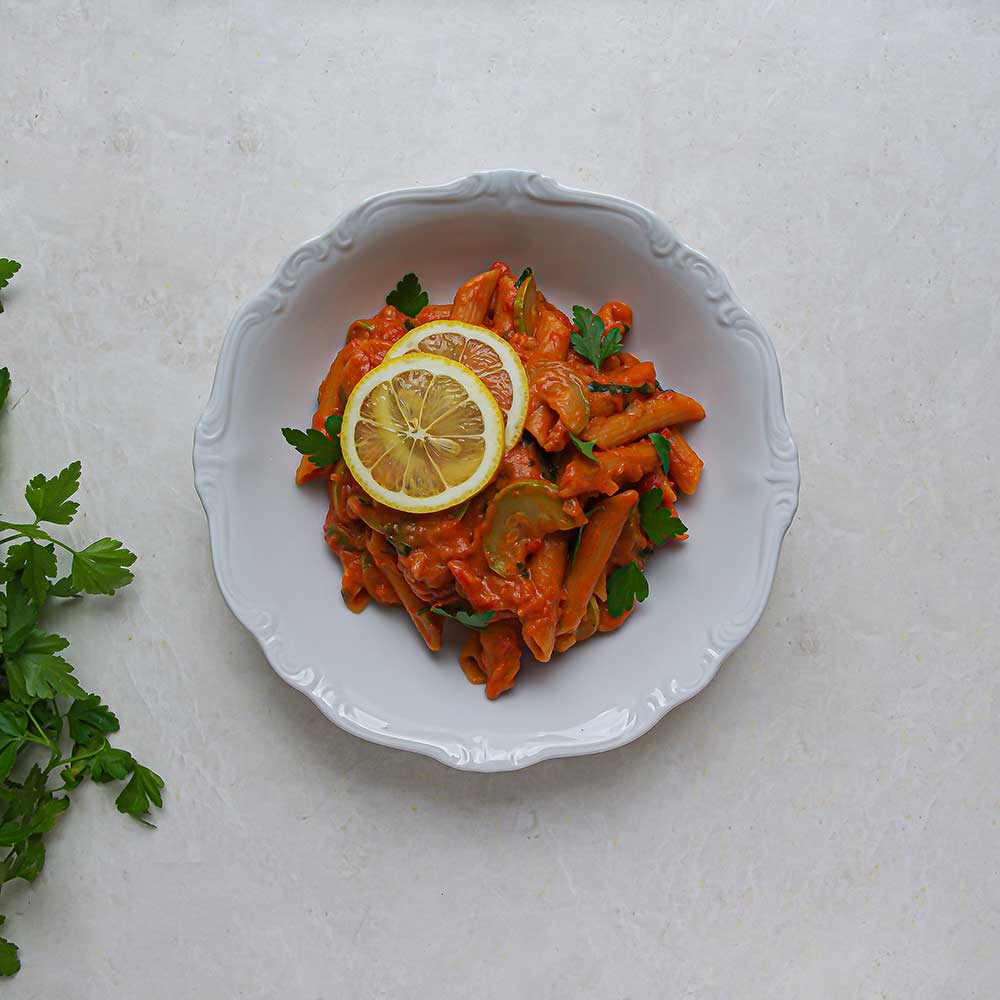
[431, 607, 495, 629]
[282, 415, 343, 467]
[568, 431, 597, 461]
[638, 488, 687, 545]
[587, 382, 655, 396]
[570, 306, 623, 369]
[606, 561, 649, 618]
[649, 432, 671, 474]
[385, 272, 428, 317]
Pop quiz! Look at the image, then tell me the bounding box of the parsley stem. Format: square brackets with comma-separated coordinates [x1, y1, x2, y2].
[0, 533, 23, 546]
[25, 707, 54, 747]
[54, 740, 108, 769]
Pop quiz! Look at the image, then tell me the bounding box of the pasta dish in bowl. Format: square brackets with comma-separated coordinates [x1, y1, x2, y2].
[283, 264, 706, 699]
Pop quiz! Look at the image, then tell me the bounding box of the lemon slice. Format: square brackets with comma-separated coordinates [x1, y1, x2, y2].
[341, 353, 505, 513]
[383, 321, 528, 450]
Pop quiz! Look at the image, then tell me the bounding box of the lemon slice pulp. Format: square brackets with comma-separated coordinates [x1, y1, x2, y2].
[383, 321, 528, 450]
[341, 353, 506, 513]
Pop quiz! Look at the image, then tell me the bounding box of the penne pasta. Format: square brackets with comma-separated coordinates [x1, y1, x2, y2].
[558, 439, 663, 498]
[459, 633, 487, 685]
[557, 490, 638, 638]
[491, 273, 517, 338]
[480, 620, 524, 700]
[413, 303, 454, 325]
[366, 533, 443, 650]
[522, 534, 569, 662]
[450, 267, 501, 324]
[667, 427, 704, 495]
[582, 391, 706, 450]
[597, 300, 633, 334]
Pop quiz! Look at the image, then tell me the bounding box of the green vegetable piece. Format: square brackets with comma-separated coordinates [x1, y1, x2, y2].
[354, 505, 411, 554]
[638, 488, 687, 545]
[0, 368, 10, 409]
[606, 561, 649, 618]
[513, 271, 538, 335]
[483, 480, 581, 579]
[570, 306, 623, 369]
[431, 607, 495, 629]
[529, 361, 590, 434]
[649, 432, 671, 474]
[385, 272, 428, 317]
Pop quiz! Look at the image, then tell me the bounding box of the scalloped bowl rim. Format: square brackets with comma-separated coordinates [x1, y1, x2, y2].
[193, 169, 800, 771]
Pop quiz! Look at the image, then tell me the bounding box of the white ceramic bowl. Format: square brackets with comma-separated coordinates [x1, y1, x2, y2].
[193, 170, 799, 771]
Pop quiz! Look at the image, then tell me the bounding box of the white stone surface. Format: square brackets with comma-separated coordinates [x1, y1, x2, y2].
[3, 1, 998, 996]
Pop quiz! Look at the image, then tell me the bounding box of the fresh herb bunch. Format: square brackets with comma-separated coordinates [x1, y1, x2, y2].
[0, 367, 162, 976]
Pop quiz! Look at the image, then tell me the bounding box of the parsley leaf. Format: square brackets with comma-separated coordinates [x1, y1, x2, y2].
[70, 538, 136, 596]
[570, 306, 623, 370]
[649, 433, 671, 474]
[0, 369, 9, 410]
[0, 931, 19, 976]
[24, 462, 81, 526]
[114, 765, 164, 825]
[2, 584, 38, 655]
[5, 542, 57, 605]
[568, 431, 597, 461]
[385, 272, 428, 317]
[606, 561, 649, 618]
[638, 488, 687, 545]
[0, 262, 20, 291]
[0, 707, 27, 782]
[66, 695, 120, 745]
[6, 645, 84, 704]
[282, 414, 343, 468]
[2, 835, 45, 883]
[0, 261, 20, 316]
[431, 607, 495, 629]
[47, 576, 79, 599]
[89, 745, 136, 784]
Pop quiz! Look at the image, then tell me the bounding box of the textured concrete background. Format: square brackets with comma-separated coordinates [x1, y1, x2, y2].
[4, 1, 999, 996]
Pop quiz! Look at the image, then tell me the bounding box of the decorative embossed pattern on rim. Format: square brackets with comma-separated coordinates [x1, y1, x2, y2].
[193, 170, 800, 771]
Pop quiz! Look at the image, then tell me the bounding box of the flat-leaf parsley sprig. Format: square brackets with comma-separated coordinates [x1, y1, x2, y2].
[0, 366, 163, 977]
[570, 305, 623, 370]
